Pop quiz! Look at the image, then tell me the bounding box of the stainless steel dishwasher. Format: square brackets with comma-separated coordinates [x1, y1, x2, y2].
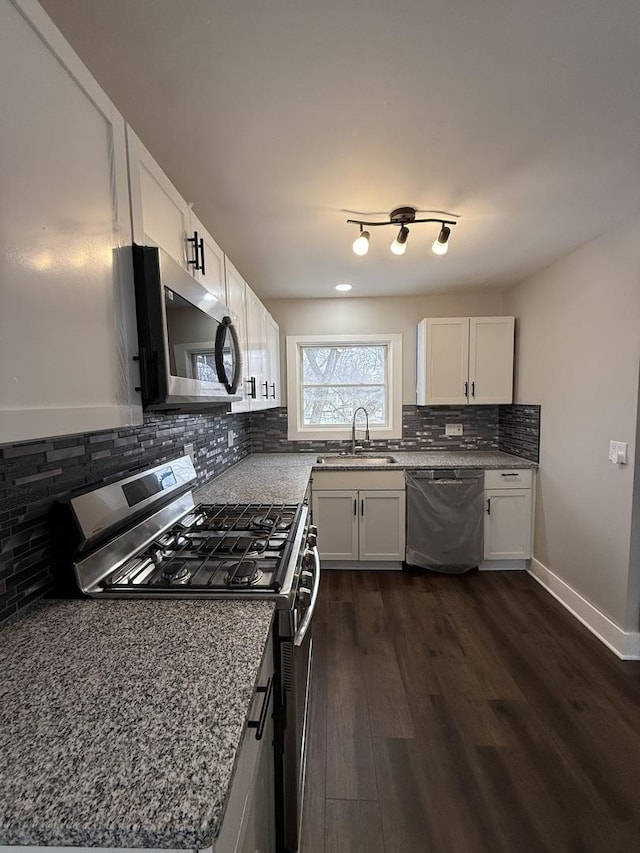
[405, 469, 484, 573]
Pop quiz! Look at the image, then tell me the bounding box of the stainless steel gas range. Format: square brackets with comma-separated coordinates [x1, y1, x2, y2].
[61, 455, 319, 853]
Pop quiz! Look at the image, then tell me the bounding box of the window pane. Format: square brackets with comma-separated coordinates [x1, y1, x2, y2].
[302, 345, 386, 385]
[303, 387, 386, 425]
[192, 352, 217, 382]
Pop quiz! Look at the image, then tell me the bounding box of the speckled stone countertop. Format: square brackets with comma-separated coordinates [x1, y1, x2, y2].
[195, 453, 317, 504]
[196, 452, 535, 501]
[0, 598, 275, 849]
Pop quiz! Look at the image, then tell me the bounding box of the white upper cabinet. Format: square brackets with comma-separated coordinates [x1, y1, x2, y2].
[265, 312, 281, 408]
[246, 284, 269, 409]
[127, 128, 227, 305]
[0, 0, 142, 444]
[225, 263, 279, 413]
[417, 317, 514, 406]
[468, 317, 516, 405]
[225, 259, 250, 413]
[127, 126, 191, 272]
[189, 211, 226, 305]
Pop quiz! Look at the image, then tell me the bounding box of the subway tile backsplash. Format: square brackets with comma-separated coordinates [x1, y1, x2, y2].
[0, 402, 539, 623]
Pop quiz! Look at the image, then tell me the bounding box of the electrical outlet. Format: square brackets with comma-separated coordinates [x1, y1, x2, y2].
[183, 443, 195, 464]
[227, 430, 235, 448]
[608, 440, 627, 465]
[445, 423, 463, 437]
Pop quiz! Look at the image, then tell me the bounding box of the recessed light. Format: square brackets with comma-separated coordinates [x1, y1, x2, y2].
[335, 283, 353, 292]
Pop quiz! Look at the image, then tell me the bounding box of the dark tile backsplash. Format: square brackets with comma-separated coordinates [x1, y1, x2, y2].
[498, 404, 541, 463]
[251, 405, 502, 453]
[0, 409, 251, 622]
[0, 402, 539, 623]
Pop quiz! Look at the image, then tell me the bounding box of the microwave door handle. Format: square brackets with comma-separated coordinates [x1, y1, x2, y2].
[294, 547, 321, 647]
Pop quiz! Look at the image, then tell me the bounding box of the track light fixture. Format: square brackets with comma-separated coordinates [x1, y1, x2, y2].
[348, 206, 457, 257]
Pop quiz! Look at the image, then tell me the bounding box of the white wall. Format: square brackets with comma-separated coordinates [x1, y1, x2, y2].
[264, 291, 503, 403]
[503, 219, 640, 630]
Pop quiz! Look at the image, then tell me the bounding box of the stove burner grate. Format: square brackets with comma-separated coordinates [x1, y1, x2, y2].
[198, 535, 269, 557]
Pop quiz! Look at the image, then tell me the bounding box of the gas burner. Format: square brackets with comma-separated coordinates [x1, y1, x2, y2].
[249, 514, 288, 533]
[221, 560, 263, 587]
[162, 562, 191, 583]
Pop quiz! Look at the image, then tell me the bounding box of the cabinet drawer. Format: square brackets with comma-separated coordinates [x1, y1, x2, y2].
[484, 469, 533, 489]
[312, 470, 405, 490]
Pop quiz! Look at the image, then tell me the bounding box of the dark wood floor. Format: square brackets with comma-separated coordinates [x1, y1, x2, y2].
[299, 569, 640, 853]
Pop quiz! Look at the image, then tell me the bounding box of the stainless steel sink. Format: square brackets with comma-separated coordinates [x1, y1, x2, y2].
[316, 454, 397, 465]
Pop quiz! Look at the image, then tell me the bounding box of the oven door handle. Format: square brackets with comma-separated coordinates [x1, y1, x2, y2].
[294, 546, 321, 647]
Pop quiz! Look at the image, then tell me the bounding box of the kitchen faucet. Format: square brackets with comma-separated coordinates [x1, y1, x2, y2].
[351, 406, 370, 455]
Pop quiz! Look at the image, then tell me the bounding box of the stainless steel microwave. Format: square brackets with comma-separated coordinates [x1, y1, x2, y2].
[132, 245, 243, 409]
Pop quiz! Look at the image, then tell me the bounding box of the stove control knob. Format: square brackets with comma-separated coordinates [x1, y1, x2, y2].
[301, 570, 314, 584]
[302, 548, 315, 570]
[298, 587, 312, 606]
[309, 524, 319, 538]
[306, 532, 317, 549]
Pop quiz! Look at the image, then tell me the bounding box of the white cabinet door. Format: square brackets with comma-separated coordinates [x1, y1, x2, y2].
[359, 491, 406, 560]
[225, 259, 250, 413]
[189, 212, 226, 305]
[417, 316, 515, 406]
[312, 490, 359, 561]
[417, 318, 469, 405]
[469, 317, 514, 404]
[245, 284, 269, 411]
[214, 637, 275, 853]
[265, 313, 281, 408]
[0, 0, 142, 443]
[484, 488, 533, 560]
[126, 126, 191, 271]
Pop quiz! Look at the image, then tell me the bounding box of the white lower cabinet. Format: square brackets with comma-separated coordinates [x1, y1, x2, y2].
[311, 471, 406, 564]
[482, 469, 534, 565]
[214, 634, 275, 853]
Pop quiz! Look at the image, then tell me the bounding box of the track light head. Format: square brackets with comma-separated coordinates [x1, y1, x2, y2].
[390, 225, 409, 255]
[352, 225, 370, 256]
[432, 224, 451, 255]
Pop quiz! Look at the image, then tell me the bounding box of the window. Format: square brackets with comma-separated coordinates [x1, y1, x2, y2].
[286, 334, 403, 441]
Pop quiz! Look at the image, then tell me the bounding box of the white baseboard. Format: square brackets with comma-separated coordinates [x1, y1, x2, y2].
[528, 557, 640, 660]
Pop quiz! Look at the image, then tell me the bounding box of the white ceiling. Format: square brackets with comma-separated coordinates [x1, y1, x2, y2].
[40, 0, 640, 300]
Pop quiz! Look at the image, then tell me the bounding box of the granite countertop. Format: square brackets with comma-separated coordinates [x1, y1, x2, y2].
[0, 598, 275, 849]
[195, 451, 535, 503]
[195, 453, 317, 504]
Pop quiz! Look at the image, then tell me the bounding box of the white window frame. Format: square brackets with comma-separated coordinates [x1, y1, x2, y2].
[286, 333, 403, 441]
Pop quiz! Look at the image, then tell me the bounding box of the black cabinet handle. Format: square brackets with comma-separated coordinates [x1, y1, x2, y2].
[248, 377, 257, 399]
[354, 498, 357, 516]
[247, 676, 273, 741]
[187, 232, 206, 273]
[270, 382, 276, 399]
[486, 498, 491, 515]
[198, 236, 205, 275]
[471, 381, 475, 398]
[262, 381, 269, 398]
[186, 231, 201, 271]
[361, 499, 364, 516]
[464, 381, 468, 397]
